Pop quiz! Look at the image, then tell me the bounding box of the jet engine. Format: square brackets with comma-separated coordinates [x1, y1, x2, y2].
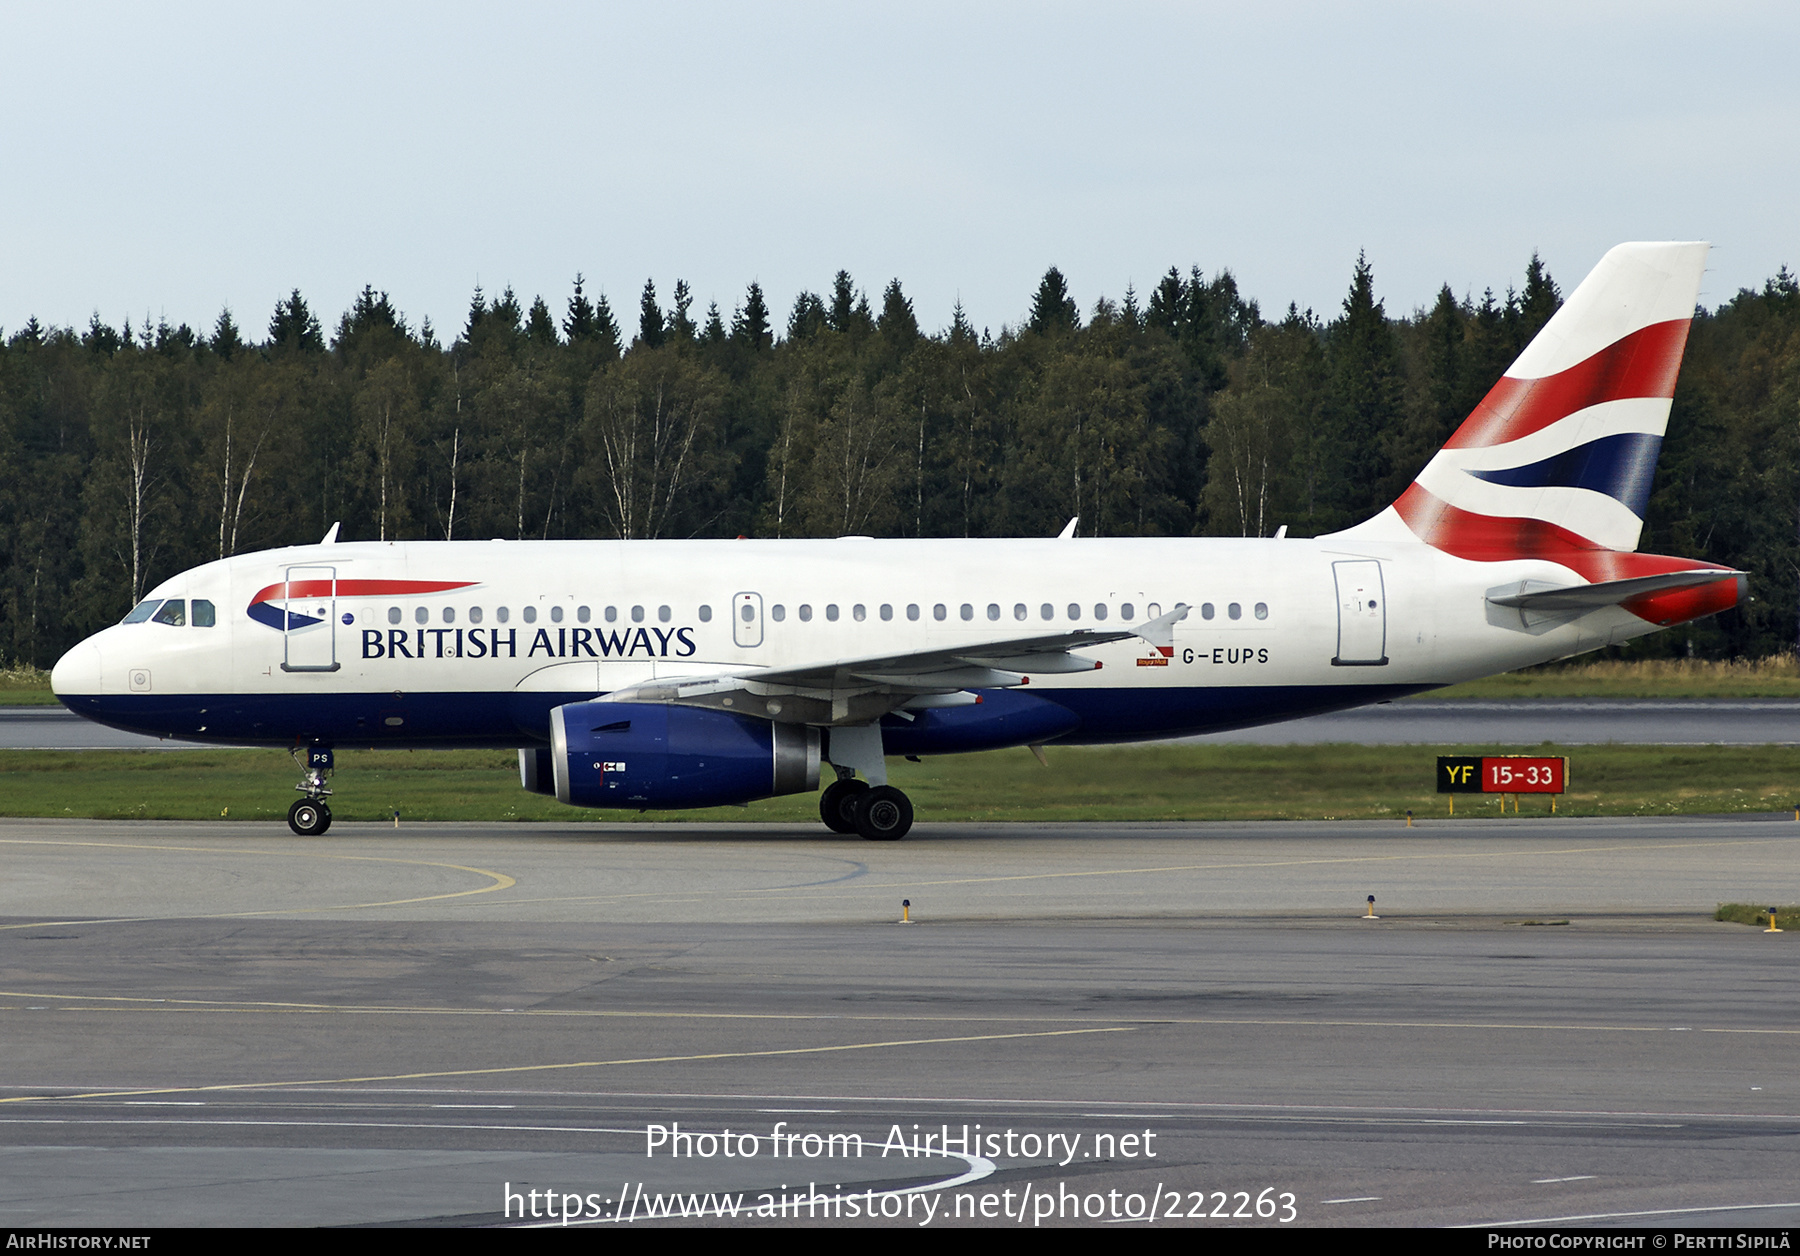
[548, 701, 820, 809]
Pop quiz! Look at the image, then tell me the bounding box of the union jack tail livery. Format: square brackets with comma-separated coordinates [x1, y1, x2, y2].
[1340, 242, 1740, 626]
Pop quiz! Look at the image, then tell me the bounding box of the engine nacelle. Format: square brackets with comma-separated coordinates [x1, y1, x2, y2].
[549, 701, 820, 809]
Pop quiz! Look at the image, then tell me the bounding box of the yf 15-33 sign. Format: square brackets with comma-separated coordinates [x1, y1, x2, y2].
[1437, 756, 1567, 794]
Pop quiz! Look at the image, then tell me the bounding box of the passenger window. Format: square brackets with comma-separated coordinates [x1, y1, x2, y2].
[443, 607, 456, 623]
[986, 604, 1000, 621]
[550, 605, 564, 623]
[699, 605, 713, 623]
[1094, 604, 1108, 621]
[1040, 604, 1053, 621]
[799, 604, 813, 622]
[1228, 602, 1241, 620]
[577, 606, 590, 623]
[496, 606, 510, 623]
[853, 604, 867, 622]
[1014, 604, 1027, 621]
[192, 600, 216, 627]
[1121, 602, 1134, 620]
[880, 604, 894, 621]
[523, 606, 537, 624]
[152, 600, 186, 626]
[605, 606, 617, 622]
[741, 603, 755, 622]
[906, 604, 919, 621]
[826, 604, 839, 622]
[1255, 602, 1268, 620]
[470, 606, 484, 624]
[1147, 603, 1161, 619]
[960, 604, 973, 621]
[933, 604, 947, 621]
[1201, 603, 1215, 620]
[631, 606, 644, 623]
[1067, 603, 1081, 621]
[658, 605, 671, 623]
[772, 604, 786, 622]
[415, 606, 429, 625]
[122, 600, 161, 624]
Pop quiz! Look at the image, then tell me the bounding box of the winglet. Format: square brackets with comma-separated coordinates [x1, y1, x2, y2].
[320, 522, 341, 545]
[1057, 517, 1079, 540]
[1133, 602, 1190, 657]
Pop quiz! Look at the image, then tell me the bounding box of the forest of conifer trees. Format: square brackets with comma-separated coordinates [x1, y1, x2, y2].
[1, 254, 1795, 670]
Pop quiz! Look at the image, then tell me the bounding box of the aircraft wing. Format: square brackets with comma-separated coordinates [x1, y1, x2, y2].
[598, 604, 1189, 725]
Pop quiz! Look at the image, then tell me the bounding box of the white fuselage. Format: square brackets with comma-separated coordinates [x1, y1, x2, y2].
[52, 535, 1652, 752]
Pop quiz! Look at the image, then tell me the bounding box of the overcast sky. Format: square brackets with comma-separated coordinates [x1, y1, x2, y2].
[2, 2, 1795, 342]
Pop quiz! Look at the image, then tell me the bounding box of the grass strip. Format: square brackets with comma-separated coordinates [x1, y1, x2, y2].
[8, 743, 1800, 824]
[1424, 656, 1800, 699]
[1714, 904, 1800, 927]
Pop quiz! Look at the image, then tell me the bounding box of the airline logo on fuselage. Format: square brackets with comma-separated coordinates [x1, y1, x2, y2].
[360, 624, 697, 660]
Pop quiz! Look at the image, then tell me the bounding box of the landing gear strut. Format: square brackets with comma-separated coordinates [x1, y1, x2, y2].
[288, 745, 333, 835]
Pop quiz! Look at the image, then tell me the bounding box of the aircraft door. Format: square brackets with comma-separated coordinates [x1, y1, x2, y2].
[732, 592, 764, 648]
[1331, 560, 1388, 666]
[282, 565, 340, 672]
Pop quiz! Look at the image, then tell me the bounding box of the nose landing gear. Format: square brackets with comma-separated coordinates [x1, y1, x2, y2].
[288, 744, 333, 835]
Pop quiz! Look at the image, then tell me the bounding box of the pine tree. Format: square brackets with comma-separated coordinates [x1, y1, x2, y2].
[731, 282, 771, 351]
[211, 308, 242, 360]
[670, 280, 697, 341]
[1323, 252, 1402, 521]
[787, 292, 827, 340]
[592, 292, 622, 361]
[563, 274, 595, 342]
[1517, 251, 1562, 343]
[877, 279, 919, 351]
[828, 271, 857, 333]
[1146, 268, 1184, 336]
[526, 296, 558, 346]
[1027, 267, 1079, 335]
[268, 290, 324, 353]
[638, 280, 665, 349]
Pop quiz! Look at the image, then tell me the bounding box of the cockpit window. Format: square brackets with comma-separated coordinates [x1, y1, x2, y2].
[151, 600, 187, 626]
[192, 599, 216, 627]
[122, 600, 161, 624]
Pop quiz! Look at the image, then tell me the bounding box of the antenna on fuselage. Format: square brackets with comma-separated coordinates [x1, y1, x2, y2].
[1056, 517, 1078, 540]
[320, 522, 340, 544]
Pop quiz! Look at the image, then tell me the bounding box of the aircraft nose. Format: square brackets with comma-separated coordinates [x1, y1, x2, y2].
[51, 640, 102, 697]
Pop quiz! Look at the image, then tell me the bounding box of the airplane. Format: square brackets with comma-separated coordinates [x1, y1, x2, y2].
[50, 242, 1742, 840]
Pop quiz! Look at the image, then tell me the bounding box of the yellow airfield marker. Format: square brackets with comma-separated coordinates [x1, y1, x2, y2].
[1766, 908, 1783, 934]
[899, 898, 913, 925]
[1363, 895, 1380, 920]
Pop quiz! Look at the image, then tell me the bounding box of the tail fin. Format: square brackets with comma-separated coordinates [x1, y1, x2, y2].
[1343, 242, 1708, 560]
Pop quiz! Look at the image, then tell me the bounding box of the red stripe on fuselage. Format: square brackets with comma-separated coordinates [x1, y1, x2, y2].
[1444, 319, 1691, 450]
[249, 578, 477, 605]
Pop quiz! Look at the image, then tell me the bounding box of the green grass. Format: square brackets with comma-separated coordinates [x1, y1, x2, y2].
[0, 665, 56, 705]
[8, 743, 1800, 824]
[1714, 904, 1800, 927]
[1425, 655, 1800, 699]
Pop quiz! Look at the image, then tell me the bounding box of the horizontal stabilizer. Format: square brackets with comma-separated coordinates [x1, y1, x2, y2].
[1486, 569, 1743, 612]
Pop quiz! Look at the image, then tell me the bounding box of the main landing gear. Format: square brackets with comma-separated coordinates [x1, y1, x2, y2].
[288, 745, 334, 836]
[820, 773, 914, 841]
